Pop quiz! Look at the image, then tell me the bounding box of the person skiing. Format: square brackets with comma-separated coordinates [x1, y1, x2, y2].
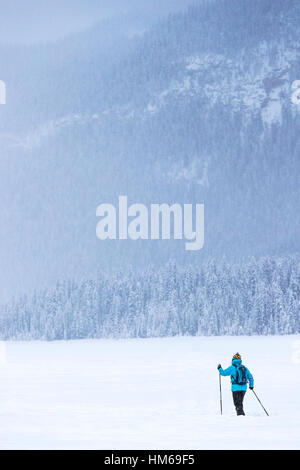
[217, 353, 254, 416]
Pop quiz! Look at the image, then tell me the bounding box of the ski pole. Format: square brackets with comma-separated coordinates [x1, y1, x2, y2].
[219, 374, 223, 415]
[252, 389, 269, 416]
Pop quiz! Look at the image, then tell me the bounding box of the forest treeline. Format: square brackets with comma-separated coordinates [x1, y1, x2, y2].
[0, 256, 299, 340]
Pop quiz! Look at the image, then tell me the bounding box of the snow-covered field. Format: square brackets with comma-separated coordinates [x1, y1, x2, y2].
[0, 335, 299, 450]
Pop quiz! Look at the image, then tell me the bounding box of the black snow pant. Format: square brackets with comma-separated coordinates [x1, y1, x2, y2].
[232, 390, 246, 415]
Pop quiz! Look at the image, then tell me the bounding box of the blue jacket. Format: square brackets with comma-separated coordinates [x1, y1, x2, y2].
[219, 359, 254, 392]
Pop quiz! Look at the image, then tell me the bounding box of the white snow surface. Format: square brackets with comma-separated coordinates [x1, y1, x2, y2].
[0, 335, 299, 450]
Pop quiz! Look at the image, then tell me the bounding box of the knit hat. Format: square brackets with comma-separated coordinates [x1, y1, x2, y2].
[232, 352, 242, 360]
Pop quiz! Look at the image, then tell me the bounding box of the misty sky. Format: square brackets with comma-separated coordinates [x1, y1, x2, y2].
[0, 0, 193, 45]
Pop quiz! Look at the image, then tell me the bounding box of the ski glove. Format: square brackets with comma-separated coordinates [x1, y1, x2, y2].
[217, 364, 222, 370]
[249, 387, 254, 390]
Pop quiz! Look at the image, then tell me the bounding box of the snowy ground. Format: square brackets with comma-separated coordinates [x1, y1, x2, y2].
[0, 335, 299, 450]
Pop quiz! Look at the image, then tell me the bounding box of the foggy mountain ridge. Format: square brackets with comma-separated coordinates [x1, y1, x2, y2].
[3, 41, 299, 150]
[1, 1, 300, 142]
[0, 0, 299, 302]
[0, 0, 189, 45]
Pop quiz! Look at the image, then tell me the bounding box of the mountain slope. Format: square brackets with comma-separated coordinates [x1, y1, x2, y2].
[0, 0, 299, 301]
